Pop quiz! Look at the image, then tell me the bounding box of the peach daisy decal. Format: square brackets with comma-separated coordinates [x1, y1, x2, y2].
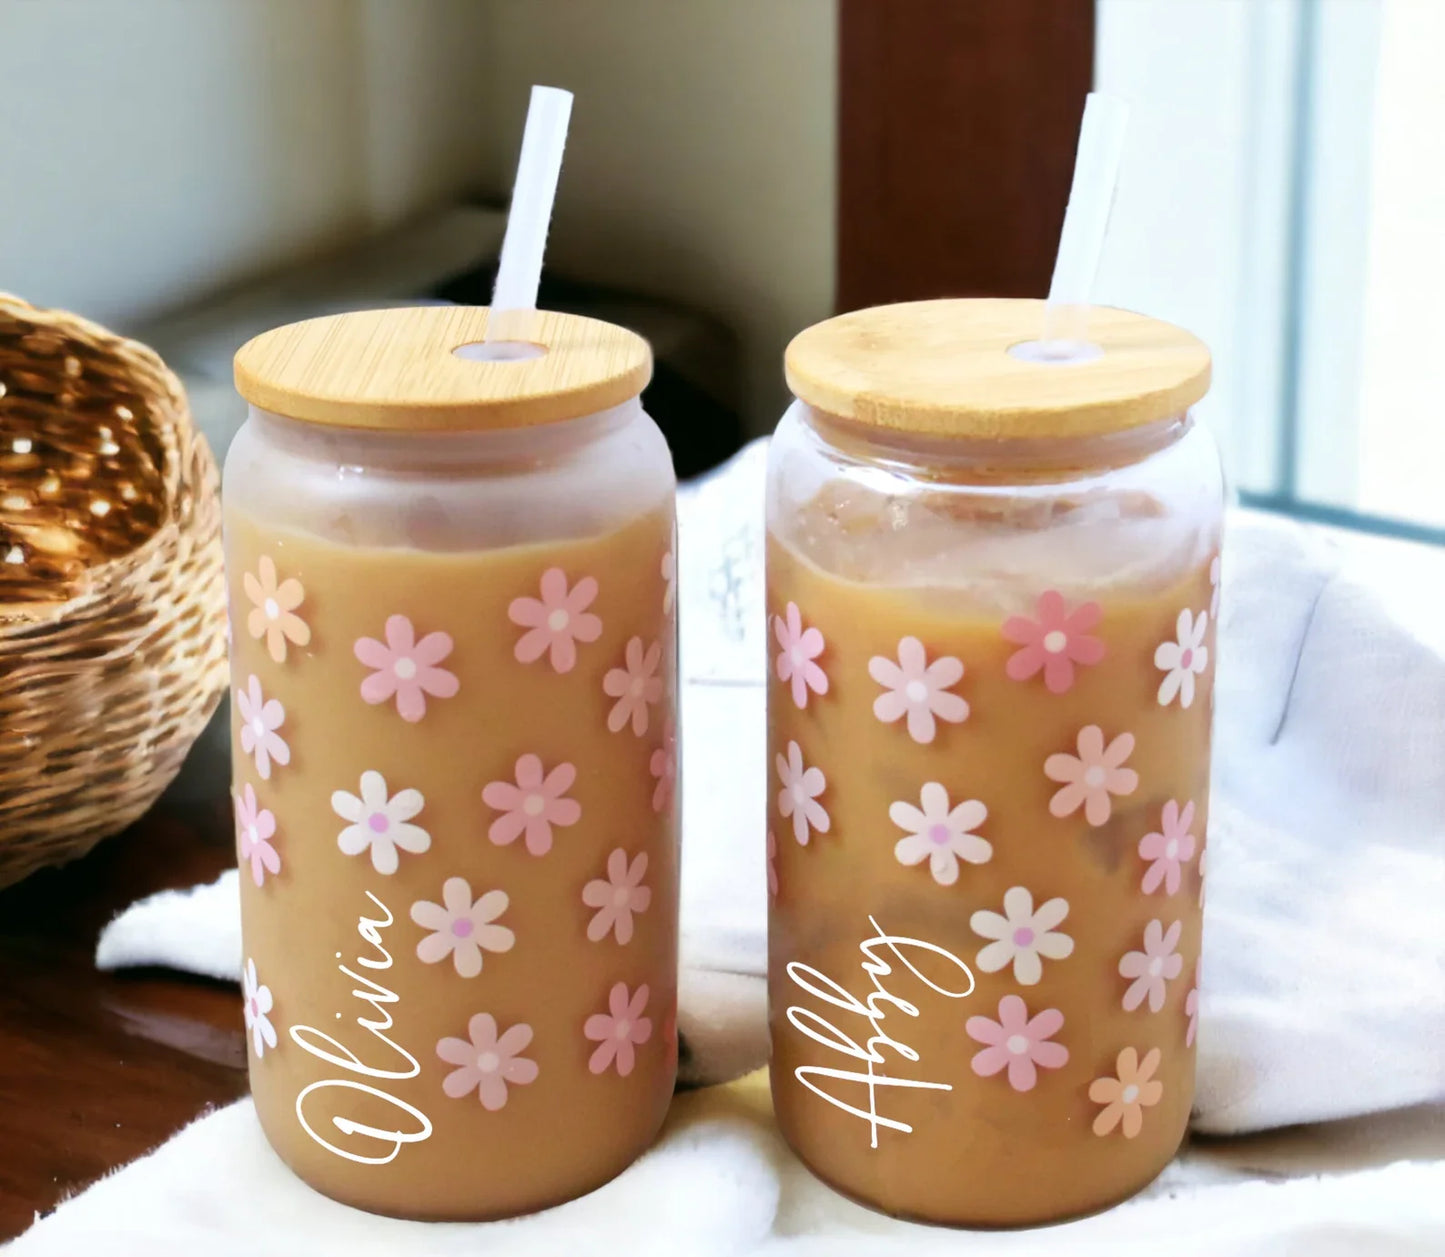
[243, 555, 310, 663]
[1090, 1047, 1163, 1137]
[1044, 725, 1138, 826]
[508, 568, 602, 674]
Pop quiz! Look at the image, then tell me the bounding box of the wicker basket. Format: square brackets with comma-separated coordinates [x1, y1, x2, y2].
[0, 293, 228, 888]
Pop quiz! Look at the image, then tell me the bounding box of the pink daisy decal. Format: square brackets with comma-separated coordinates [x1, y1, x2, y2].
[776, 739, 829, 846]
[410, 878, 514, 977]
[437, 1014, 538, 1110]
[1044, 725, 1138, 826]
[1119, 918, 1185, 1012]
[649, 720, 677, 814]
[482, 754, 581, 856]
[582, 849, 652, 944]
[868, 636, 968, 743]
[965, 994, 1069, 1092]
[1138, 799, 1198, 895]
[773, 602, 828, 709]
[1090, 1047, 1163, 1138]
[766, 830, 778, 899]
[354, 614, 459, 722]
[584, 981, 653, 1076]
[1001, 590, 1105, 694]
[235, 675, 289, 780]
[1186, 956, 1201, 1047]
[508, 569, 603, 674]
[242, 555, 310, 664]
[603, 637, 663, 736]
[234, 783, 279, 887]
[890, 782, 991, 886]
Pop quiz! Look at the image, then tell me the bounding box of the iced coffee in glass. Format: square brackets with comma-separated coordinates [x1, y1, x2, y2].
[766, 299, 1220, 1225]
[225, 307, 679, 1218]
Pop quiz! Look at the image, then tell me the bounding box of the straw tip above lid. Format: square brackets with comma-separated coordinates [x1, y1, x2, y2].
[784, 298, 1211, 439]
[234, 306, 652, 432]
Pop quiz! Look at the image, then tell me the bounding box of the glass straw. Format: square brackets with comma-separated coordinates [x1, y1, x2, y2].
[1039, 92, 1131, 357]
[485, 85, 575, 347]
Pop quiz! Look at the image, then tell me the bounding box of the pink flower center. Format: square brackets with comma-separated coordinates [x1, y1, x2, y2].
[905, 680, 928, 703]
[1084, 766, 1106, 788]
[1121, 1083, 1140, 1104]
[367, 811, 390, 833]
[927, 823, 951, 845]
[1165, 838, 1179, 860]
[1148, 957, 1164, 977]
[1012, 926, 1035, 947]
[248, 998, 259, 1017]
[393, 656, 417, 681]
[547, 608, 569, 632]
[451, 919, 474, 938]
[615, 1019, 631, 1040]
[263, 597, 279, 621]
[1179, 648, 1193, 670]
[1006, 1034, 1030, 1055]
[476, 1051, 500, 1073]
[1042, 630, 1068, 654]
[522, 794, 545, 817]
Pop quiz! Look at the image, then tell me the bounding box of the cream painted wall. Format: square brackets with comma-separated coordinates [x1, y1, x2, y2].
[486, 0, 837, 432]
[0, 0, 495, 327]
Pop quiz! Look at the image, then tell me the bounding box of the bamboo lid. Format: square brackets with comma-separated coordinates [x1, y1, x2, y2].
[784, 298, 1210, 439]
[234, 306, 652, 431]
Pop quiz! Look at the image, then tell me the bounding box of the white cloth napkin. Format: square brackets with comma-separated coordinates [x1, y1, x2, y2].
[34, 437, 1443, 1254]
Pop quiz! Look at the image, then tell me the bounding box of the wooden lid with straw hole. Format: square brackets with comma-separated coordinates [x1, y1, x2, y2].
[234, 306, 652, 431]
[785, 298, 1211, 440]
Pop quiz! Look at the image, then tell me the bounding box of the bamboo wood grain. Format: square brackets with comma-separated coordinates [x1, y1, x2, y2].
[785, 299, 1211, 439]
[234, 306, 653, 430]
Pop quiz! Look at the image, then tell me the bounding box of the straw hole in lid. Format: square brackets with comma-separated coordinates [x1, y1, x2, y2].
[452, 340, 547, 363]
[1008, 339, 1104, 366]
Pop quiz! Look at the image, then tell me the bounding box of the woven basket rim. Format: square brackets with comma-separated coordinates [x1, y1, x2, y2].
[0, 292, 195, 632]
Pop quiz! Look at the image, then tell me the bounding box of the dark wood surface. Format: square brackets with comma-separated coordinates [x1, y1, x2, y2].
[837, 0, 1095, 312]
[0, 781, 245, 1240]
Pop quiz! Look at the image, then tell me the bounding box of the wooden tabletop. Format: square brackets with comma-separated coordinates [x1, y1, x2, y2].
[0, 771, 246, 1240]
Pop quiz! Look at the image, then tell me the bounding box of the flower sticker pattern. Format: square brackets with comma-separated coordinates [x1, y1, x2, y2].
[1044, 725, 1138, 826]
[1120, 918, 1184, 1012]
[649, 720, 677, 814]
[508, 569, 603, 674]
[965, 994, 1069, 1092]
[970, 887, 1074, 985]
[766, 831, 778, 899]
[410, 878, 515, 977]
[332, 771, 431, 874]
[236, 675, 290, 780]
[776, 740, 829, 846]
[1186, 957, 1201, 1047]
[773, 602, 828, 709]
[1090, 1047, 1163, 1138]
[234, 783, 280, 887]
[603, 637, 663, 735]
[585, 981, 653, 1076]
[1138, 799, 1198, 895]
[483, 755, 581, 856]
[583, 849, 652, 944]
[1155, 608, 1210, 708]
[868, 637, 969, 743]
[243, 555, 310, 663]
[891, 782, 991, 887]
[661, 546, 676, 615]
[355, 615, 459, 723]
[243, 958, 277, 1059]
[1002, 591, 1105, 694]
[437, 1015, 539, 1110]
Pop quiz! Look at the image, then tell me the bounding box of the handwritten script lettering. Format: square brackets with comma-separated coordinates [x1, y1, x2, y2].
[289, 891, 433, 1165]
[785, 915, 975, 1148]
